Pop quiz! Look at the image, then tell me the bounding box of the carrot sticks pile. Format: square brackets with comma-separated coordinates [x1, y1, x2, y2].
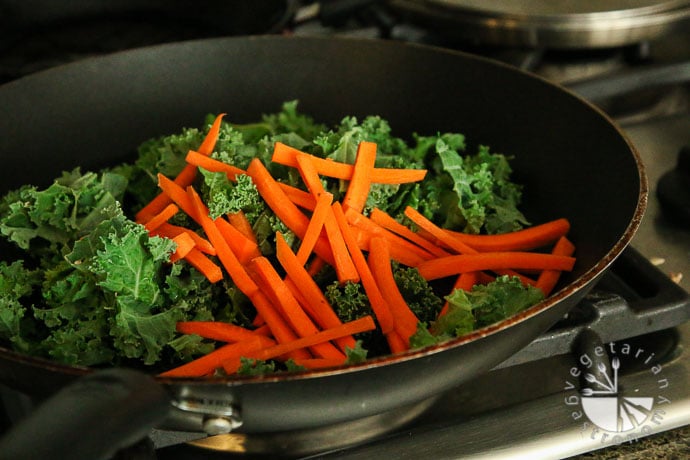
[136, 114, 576, 378]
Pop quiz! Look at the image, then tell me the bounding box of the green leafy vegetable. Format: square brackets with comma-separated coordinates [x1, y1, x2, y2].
[410, 275, 544, 348]
[0, 100, 540, 370]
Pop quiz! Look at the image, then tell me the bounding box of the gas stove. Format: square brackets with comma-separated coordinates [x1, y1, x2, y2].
[0, 2, 689, 459]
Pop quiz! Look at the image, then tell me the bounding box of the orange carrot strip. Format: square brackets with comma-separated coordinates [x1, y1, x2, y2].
[143, 203, 179, 232]
[155, 222, 216, 255]
[307, 256, 327, 277]
[184, 150, 245, 181]
[342, 141, 377, 213]
[445, 218, 571, 252]
[295, 152, 327, 197]
[197, 113, 227, 155]
[252, 323, 272, 336]
[370, 208, 451, 258]
[438, 271, 479, 317]
[276, 233, 357, 353]
[248, 256, 345, 360]
[181, 248, 223, 283]
[246, 158, 335, 266]
[292, 156, 349, 277]
[157, 173, 199, 222]
[248, 291, 308, 360]
[159, 334, 274, 377]
[416, 252, 576, 281]
[215, 217, 261, 265]
[291, 357, 346, 370]
[278, 183, 317, 211]
[404, 206, 477, 255]
[345, 208, 432, 265]
[136, 114, 225, 223]
[367, 237, 419, 343]
[536, 236, 577, 297]
[272, 142, 427, 184]
[296, 192, 333, 266]
[331, 202, 395, 333]
[169, 232, 196, 262]
[227, 210, 257, 244]
[187, 186, 259, 296]
[176, 321, 261, 343]
[222, 316, 376, 374]
[323, 206, 360, 284]
[386, 330, 408, 354]
[404, 206, 535, 284]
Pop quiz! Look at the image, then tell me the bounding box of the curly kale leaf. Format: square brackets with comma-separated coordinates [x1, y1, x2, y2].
[433, 139, 530, 234]
[392, 265, 442, 324]
[410, 275, 544, 348]
[261, 100, 328, 141]
[0, 169, 128, 253]
[325, 281, 372, 323]
[456, 275, 544, 328]
[0, 261, 41, 354]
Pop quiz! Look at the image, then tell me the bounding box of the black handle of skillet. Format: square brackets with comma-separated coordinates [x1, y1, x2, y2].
[0, 368, 171, 460]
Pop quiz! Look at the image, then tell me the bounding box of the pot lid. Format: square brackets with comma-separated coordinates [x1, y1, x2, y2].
[390, 0, 690, 48]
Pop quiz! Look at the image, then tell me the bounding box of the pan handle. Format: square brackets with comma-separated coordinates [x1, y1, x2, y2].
[0, 368, 170, 460]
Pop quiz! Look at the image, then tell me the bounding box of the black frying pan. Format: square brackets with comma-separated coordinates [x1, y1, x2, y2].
[0, 35, 646, 447]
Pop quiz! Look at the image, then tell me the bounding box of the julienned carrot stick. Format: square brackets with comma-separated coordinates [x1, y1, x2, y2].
[295, 152, 327, 197]
[248, 290, 309, 360]
[143, 203, 179, 232]
[278, 183, 317, 211]
[180, 248, 223, 283]
[331, 202, 395, 334]
[246, 158, 335, 266]
[155, 222, 216, 255]
[272, 142, 428, 184]
[157, 173, 199, 222]
[276, 233, 357, 353]
[136, 113, 225, 223]
[185, 150, 245, 181]
[291, 357, 347, 370]
[197, 113, 227, 155]
[295, 192, 333, 266]
[227, 210, 257, 244]
[345, 209, 432, 266]
[445, 218, 571, 252]
[159, 334, 274, 377]
[248, 256, 345, 360]
[536, 236, 576, 296]
[370, 208, 451, 258]
[291, 155, 354, 278]
[169, 232, 196, 262]
[416, 252, 576, 281]
[367, 237, 419, 343]
[323, 206, 360, 284]
[187, 186, 259, 296]
[176, 321, 262, 343]
[215, 217, 261, 264]
[386, 330, 408, 354]
[404, 206, 477, 255]
[404, 206, 537, 285]
[293, 153, 355, 280]
[222, 315, 377, 374]
[342, 141, 376, 213]
[438, 271, 479, 317]
[307, 256, 327, 277]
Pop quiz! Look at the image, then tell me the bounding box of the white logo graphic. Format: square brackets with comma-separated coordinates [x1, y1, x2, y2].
[579, 357, 654, 432]
[563, 342, 670, 445]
